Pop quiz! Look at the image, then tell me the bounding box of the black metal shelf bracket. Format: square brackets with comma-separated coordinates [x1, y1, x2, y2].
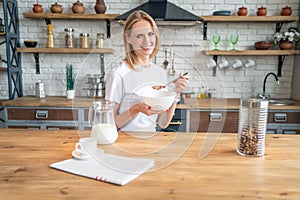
[106, 20, 111, 38]
[100, 53, 105, 77]
[275, 22, 283, 33]
[203, 22, 208, 40]
[277, 55, 286, 77]
[212, 55, 218, 76]
[33, 53, 40, 74]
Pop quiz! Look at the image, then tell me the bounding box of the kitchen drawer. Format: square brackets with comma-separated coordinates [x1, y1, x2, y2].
[189, 110, 238, 133]
[268, 111, 300, 123]
[7, 108, 78, 120]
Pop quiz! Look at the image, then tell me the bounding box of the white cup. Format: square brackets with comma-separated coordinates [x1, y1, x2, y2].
[244, 58, 255, 68]
[66, 90, 75, 99]
[218, 57, 229, 69]
[74, 137, 98, 158]
[206, 57, 217, 69]
[232, 58, 243, 69]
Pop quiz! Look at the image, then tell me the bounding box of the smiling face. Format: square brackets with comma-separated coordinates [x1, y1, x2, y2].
[126, 19, 156, 64]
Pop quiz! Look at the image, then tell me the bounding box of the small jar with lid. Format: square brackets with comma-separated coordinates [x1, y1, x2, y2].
[95, 33, 105, 48]
[64, 28, 75, 48]
[80, 33, 90, 48]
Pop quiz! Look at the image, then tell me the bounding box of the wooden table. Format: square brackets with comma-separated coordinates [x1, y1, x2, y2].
[0, 129, 299, 200]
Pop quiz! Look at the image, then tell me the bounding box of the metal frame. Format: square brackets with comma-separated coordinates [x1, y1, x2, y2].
[2, 0, 23, 100]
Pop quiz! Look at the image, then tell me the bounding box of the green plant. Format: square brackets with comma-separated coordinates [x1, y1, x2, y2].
[273, 27, 300, 44]
[66, 64, 75, 90]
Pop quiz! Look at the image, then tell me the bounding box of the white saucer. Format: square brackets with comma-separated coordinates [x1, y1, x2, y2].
[72, 148, 104, 160]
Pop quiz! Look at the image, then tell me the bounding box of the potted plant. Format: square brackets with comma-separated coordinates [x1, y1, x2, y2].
[272, 27, 300, 50]
[66, 64, 76, 99]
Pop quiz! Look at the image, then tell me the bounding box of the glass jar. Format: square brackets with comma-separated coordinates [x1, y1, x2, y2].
[95, 33, 104, 48]
[237, 98, 269, 157]
[80, 32, 90, 48]
[64, 28, 74, 48]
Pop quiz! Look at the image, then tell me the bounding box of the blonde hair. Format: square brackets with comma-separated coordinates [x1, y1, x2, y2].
[123, 10, 161, 70]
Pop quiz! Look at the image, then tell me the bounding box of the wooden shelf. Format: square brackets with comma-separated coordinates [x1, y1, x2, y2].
[17, 47, 114, 74]
[204, 49, 300, 77]
[200, 16, 298, 22]
[23, 12, 119, 20]
[0, 68, 7, 71]
[204, 50, 300, 56]
[17, 47, 114, 54]
[23, 12, 120, 38]
[201, 16, 299, 40]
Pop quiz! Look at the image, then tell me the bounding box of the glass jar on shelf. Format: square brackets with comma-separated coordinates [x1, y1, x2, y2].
[64, 28, 75, 48]
[95, 32, 104, 48]
[80, 32, 90, 48]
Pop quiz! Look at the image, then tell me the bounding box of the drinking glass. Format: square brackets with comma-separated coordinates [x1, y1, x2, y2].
[212, 35, 221, 50]
[230, 35, 239, 50]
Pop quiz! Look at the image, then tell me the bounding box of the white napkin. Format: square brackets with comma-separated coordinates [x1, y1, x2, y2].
[50, 153, 155, 186]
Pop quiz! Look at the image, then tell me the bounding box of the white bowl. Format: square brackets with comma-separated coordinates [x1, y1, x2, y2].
[140, 90, 176, 111]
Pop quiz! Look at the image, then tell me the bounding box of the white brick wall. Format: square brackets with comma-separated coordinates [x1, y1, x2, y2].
[0, 0, 299, 99]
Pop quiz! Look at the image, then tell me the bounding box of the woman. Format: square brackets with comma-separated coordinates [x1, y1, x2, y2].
[105, 10, 189, 132]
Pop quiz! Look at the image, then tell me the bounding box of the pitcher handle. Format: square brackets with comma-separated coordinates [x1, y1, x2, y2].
[88, 106, 93, 127]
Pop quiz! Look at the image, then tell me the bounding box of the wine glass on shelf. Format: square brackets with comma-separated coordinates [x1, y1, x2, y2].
[212, 35, 221, 50]
[230, 35, 239, 50]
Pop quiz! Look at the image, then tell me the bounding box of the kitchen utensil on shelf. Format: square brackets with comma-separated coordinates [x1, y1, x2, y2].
[256, 6, 267, 16]
[163, 48, 169, 69]
[84, 74, 105, 98]
[152, 72, 188, 90]
[232, 58, 243, 69]
[212, 35, 221, 50]
[238, 6, 248, 16]
[50, 2, 63, 13]
[230, 35, 239, 50]
[218, 57, 229, 69]
[244, 58, 255, 68]
[24, 40, 38, 48]
[281, 5, 292, 16]
[254, 41, 272, 50]
[72, 0, 85, 14]
[33, 3, 43, 13]
[212, 10, 231, 16]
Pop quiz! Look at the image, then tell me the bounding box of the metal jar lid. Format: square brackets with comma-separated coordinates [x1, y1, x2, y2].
[64, 28, 74, 32]
[240, 98, 269, 109]
[80, 33, 89, 37]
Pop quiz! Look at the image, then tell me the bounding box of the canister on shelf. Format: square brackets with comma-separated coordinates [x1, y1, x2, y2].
[80, 32, 90, 48]
[65, 28, 75, 48]
[95, 32, 104, 48]
[237, 98, 269, 157]
[36, 81, 45, 98]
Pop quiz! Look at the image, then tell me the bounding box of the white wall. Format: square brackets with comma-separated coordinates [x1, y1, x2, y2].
[0, 0, 299, 99]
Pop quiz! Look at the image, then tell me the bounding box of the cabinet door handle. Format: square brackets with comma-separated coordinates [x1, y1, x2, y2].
[36, 110, 48, 119]
[209, 113, 222, 122]
[283, 130, 296, 134]
[169, 121, 182, 125]
[274, 113, 287, 122]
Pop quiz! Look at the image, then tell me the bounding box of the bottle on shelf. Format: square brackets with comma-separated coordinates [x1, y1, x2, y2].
[46, 24, 54, 48]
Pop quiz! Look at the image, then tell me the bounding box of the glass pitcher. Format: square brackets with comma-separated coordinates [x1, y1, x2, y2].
[89, 101, 118, 145]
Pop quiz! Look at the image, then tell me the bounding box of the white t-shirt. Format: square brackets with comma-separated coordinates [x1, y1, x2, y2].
[105, 61, 167, 132]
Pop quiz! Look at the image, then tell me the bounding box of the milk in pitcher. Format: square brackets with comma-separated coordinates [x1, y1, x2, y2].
[91, 123, 118, 145]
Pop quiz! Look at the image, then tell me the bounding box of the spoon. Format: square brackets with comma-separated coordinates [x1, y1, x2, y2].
[152, 72, 188, 90]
